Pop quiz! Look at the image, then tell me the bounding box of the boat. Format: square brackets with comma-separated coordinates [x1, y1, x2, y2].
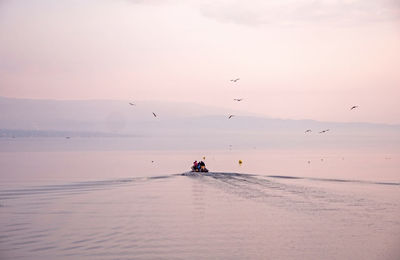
[191, 166, 208, 173]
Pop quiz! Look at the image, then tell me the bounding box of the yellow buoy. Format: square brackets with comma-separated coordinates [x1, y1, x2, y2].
[202, 156, 206, 160]
[238, 160, 243, 165]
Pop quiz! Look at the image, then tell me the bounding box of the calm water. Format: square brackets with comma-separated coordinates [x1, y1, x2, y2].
[1, 139, 399, 259]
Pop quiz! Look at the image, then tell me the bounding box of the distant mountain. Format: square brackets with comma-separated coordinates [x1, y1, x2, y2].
[1, 96, 399, 139]
[0, 129, 132, 138]
[0, 96, 243, 135]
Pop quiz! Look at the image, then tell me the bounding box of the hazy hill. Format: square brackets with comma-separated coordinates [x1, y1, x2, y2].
[1, 97, 399, 150]
[0, 96, 245, 135]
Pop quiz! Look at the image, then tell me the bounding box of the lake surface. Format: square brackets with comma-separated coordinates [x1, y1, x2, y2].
[1, 138, 399, 259]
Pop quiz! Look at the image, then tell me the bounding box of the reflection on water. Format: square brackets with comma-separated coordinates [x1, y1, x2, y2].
[1, 171, 400, 260]
[1, 148, 400, 183]
[1, 142, 400, 259]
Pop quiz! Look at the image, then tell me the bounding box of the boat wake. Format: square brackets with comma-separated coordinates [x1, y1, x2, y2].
[1, 172, 398, 203]
[182, 171, 400, 186]
[181, 171, 400, 214]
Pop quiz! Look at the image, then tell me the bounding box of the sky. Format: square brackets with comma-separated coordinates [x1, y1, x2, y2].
[0, 0, 400, 124]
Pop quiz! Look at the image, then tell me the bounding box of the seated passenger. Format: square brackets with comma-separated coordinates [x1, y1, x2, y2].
[199, 161, 208, 172]
[192, 161, 198, 172]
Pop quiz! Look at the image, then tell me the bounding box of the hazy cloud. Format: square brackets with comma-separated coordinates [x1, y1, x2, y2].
[198, 0, 400, 26]
[125, 0, 177, 5]
[1, 0, 399, 124]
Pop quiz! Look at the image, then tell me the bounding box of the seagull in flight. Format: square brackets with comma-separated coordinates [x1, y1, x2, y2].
[230, 78, 240, 82]
[233, 98, 243, 102]
[350, 105, 358, 110]
[305, 129, 312, 133]
[152, 112, 157, 118]
[129, 102, 136, 106]
[319, 129, 330, 134]
[228, 115, 235, 119]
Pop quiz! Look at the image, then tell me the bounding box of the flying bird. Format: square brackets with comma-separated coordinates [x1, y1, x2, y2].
[230, 78, 240, 82]
[152, 112, 157, 118]
[129, 102, 136, 106]
[350, 105, 358, 110]
[233, 98, 243, 102]
[319, 129, 330, 134]
[305, 129, 312, 133]
[228, 115, 235, 119]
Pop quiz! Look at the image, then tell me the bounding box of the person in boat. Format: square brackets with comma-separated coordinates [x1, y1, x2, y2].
[197, 162, 201, 171]
[199, 161, 208, 172]
[199, 161, 204, 170]
[192, 161, 198, 172]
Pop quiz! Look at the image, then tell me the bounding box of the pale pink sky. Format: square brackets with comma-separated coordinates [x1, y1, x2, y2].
[1, 0, 400, 123]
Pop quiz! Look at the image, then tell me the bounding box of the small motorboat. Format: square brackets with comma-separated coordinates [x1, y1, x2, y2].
[191, 166, 208, 173]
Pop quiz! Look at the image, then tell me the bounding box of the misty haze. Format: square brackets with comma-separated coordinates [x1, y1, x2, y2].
[1, 1, 400, 260]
